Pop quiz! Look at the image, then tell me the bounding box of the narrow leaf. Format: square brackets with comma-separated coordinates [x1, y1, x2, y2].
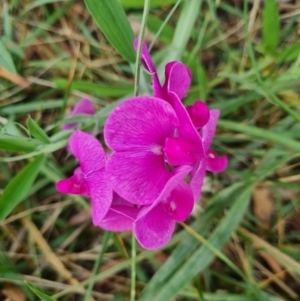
[25, 282, 57, 301]
[276, 43, 300, 63]
[0, 39, 17, 74]
[0, 134, 41, 152]
[0, 155, 46, 220]
[262, 0, 279, 54]
[27, 116, 51, 144]
[218, 119, 300, 152]
[54, 79, 133, 97]
[3, 3, 12, 38]
[120, 0, 177, 8]
[84, 0, 136, 63]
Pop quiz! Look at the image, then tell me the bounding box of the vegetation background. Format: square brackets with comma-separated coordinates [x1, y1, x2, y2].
[0, 0, 300, 300]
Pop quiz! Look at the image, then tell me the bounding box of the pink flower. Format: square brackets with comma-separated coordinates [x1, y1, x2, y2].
[134, 39, 228, 200]
[62, 98, 95, 130]
[104, 95, 205, 205]
[56, 130, 112, 226]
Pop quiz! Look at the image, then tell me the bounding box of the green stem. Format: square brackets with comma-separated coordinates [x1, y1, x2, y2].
[83, 231, 111, 301]
[133, 0, 151, 97]
[130, 234, 137, 301]
[149, 0, 182, 51]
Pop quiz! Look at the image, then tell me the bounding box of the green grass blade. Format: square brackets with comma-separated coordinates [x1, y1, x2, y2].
[54, 79, 133, 97]
[120, 0, 178, 8]
[0, 155, 46, 220]
[25, 281, 57, 301]
[0, 38, 17, 73]
[0, 134, 41, 152]
[27, 117, 51, 144]
[3, 3, 12, 38]
[84, 0, 136, 63]
[262, 0, 279, 54]
[218, 119, 300, 152]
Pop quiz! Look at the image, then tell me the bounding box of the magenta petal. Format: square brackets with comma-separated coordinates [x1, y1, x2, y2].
[98, 205, 140, 231]
[190, 159, 207, 202]
[107, 151, 170, 205]
[134, 203, 175, 250]
[169, 92, 205, 159]
[140, 164, 193, 214]
[164, 61, 192, 100]
[186, 101, 210, 129]
[162, 181, 194, 222]
[164, 137, 200, 165]
[133, 165, 192, 249]
[134, 38, 156, 73]
[69, 130, 112, 222]
[88, 172, 113, 226]
[56, 167, 89, 196]
[69, 130, 106, 175]
[201, 109, 220, 152]
[104, 96, 179, 151]
[62, 98, 95, 130]
[97, 195, 140, 231]
[206, 150, 228, 173]
[56, 175, 89, 196]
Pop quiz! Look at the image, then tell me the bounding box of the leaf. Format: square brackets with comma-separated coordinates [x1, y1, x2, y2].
[262, 0, 279, 54]
[27, 116, 51, 144]
[3, 3, 12, 38]
[0, 39, 17, 74]
[120, 0, 177, 8]
[84, 0, 136, 63]
[0, 155, 46, 220]
[217, 119, 300, 152]
[276, 43, 300, 63]
[23, 0, 67, 14]
[54, 79, 133, 97]
[25, 282, 57, 301]
[0, 134, 41, 152]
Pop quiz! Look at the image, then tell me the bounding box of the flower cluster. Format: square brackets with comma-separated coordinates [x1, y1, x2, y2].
[56, 40, 227, 250]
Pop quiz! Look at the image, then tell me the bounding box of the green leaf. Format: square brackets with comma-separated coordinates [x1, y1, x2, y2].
[84, 0, 136, 63]
[120, 0, 177, 8]
[3, 3, 12, 38]
[0, 134, 41, 152]
[25, 282, 57, 301]
[276, 43, 300, 63]
[23, 0, 67, 14]
[54, 79, 133, 97]
[262, 0, 279, 54]
[218, 119, 300, 152]
[0, 155, 46, 220]
[27, 117, 51, 144]
[0, 38, 17, 74]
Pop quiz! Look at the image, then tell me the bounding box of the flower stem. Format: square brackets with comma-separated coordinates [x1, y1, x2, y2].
[133, 0, 151, 97]
[130, 233, 137, 301]
[84, 231, 111, 301]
